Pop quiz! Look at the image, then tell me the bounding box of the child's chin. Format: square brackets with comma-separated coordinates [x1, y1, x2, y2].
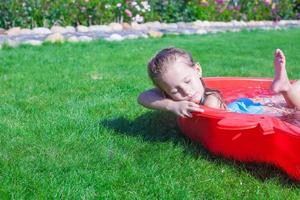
[191, 94, 202, 104]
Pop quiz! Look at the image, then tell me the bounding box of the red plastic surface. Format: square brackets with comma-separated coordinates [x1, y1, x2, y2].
[177, 77, 300, 180]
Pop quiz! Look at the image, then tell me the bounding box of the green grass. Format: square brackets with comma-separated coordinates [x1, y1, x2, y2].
[1, 28, 300, 199]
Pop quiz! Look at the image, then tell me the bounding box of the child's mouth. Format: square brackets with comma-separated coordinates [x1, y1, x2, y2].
[189, 92, 200, 103]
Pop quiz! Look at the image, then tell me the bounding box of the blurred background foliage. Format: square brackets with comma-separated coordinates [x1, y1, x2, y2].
[0, 0, 299, 29]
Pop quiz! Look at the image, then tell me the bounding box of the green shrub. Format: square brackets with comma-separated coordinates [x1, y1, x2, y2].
[148, 0, 196, 23]
[239, 0, 296, 21]
[0, 0, 298, 29]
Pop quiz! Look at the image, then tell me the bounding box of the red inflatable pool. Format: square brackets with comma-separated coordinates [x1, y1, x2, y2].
[178, 77, 300, 180]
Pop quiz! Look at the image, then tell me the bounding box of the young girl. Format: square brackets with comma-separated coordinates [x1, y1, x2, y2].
[138, 47, 300, 118]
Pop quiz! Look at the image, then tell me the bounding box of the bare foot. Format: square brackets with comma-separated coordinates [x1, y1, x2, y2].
[270, 49, 291, 93]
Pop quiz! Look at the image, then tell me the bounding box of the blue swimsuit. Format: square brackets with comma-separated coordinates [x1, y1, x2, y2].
[227, 98, 263, 114]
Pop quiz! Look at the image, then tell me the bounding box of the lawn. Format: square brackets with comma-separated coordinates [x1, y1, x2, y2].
[1, 28, 300, 199]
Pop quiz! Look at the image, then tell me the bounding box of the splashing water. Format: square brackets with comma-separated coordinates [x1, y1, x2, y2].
[223, 87, 300, 127]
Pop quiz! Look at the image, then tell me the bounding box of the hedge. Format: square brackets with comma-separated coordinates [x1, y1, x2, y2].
[0, 0, 299, 29]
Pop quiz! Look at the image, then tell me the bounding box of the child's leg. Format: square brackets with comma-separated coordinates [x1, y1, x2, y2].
[270, 49, 300, 109]
[283, 80, 300, 109]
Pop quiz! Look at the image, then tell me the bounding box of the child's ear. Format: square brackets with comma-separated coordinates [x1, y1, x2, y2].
[194, 63, 202, 77]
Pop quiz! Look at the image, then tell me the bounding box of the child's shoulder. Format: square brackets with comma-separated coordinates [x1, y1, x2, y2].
[204, 94, 226, 110]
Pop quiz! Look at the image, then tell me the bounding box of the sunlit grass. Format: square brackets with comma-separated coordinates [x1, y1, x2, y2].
[0, 28, 300, 199]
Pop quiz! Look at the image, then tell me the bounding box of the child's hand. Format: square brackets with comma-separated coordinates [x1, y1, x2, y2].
[168, 101, 204, 118]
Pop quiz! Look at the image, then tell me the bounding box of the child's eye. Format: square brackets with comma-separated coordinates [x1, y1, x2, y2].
[171, 90, 178, 94]
[185, 79, 191, 83]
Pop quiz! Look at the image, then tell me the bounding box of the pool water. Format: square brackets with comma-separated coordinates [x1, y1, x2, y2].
[223, 87, 300, 127]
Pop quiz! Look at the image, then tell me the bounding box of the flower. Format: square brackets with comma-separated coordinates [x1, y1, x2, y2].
[80, 6, 87, 12]
[233, 0, 238, 6]
[141, 1, 150, 10]
[117, 3, 122, 8]
[201, 1, 209, 7]
[131, 1, 137, 6]
[215, 0, 224, 5]
[227, 5, 234, 11]
[234, 5, 240, 11]
[125, 9, 132, 17]
[264, 0, 272, 6]
[133, 14, 144, 23]
[135, 5, 141, 11]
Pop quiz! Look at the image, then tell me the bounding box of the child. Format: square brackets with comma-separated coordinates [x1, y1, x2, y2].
[138, 47, 300, 117]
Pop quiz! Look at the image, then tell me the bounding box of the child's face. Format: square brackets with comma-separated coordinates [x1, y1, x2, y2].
[157, 59, 205, 103]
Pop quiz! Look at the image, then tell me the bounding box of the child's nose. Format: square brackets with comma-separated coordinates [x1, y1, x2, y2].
[180, 85, 192, 96]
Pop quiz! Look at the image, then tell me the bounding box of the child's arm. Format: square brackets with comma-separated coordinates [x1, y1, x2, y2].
[138, 88, 204, 117]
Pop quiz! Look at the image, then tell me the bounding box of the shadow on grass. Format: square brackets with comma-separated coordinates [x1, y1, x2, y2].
[100, 111, 300, 186]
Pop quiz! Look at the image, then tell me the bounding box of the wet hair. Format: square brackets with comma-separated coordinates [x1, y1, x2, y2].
[147, 47, 226, 109]
[148, 47, 194, 82]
